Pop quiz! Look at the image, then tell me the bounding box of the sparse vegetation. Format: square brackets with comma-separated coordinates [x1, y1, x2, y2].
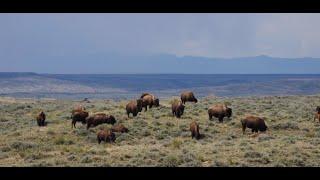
[1, 95, 320, 166]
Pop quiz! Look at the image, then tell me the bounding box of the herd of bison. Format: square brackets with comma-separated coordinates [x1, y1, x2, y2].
[35, 91, 320, 144]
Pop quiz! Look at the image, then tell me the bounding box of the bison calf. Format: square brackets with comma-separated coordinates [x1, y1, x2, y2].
[172, 100, 185, 118]
[181, 91, 198, 104]
[190, 121, 201, 140]
[71, 111, 89, 128]
[126, 99, 143, 117]
[86, 113, 116, 129]
[36, 111, 46, 127]
[111, 124, 129, 133]
[97, 130, 116, 144]
[241, 116, 268, 134]
[208, 104, 232, 122]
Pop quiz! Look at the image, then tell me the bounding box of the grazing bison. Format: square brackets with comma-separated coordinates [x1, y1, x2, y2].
[141, 93, 160, 111]
[190, 121, 201, 140]
[71, 111, 89, 128]
[241, 116, 268, 134]
[111, 124, 129, 133]
[97, 130, 116, 144]
[126, 99, 143, 117]
[181, 91, 198, 104]
[172, 100, 185, 118]
[314, 106, 320, 122]
[36, 111, 46, 126]
[86, 113, 116, 129]
[208, 104, 232, 122]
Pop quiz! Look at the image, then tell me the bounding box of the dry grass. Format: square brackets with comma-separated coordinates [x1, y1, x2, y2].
[1, 95, 320, 166]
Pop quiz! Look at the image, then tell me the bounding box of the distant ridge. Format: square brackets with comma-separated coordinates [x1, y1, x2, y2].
[1, 54, 320, 74]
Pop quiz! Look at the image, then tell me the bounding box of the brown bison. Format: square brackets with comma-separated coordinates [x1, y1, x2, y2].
[126, 99, 143, 117]
[190, 121, 201, 140]
[111, 124, 129, 133]
[36, 111, 46, 126]
[208, 104, 232, 122]
[86, 113, 116, 129]
[314, 106, 320, 122]
[71, 111, 89, 128]
[97, 130, 116, 144]
[241, 116, 268, 134]
[181, 91, 198, 104]
[140, 93, 160, 111]
[172, 100, 185, 118]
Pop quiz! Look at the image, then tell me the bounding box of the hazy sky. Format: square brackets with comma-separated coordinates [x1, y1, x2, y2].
[1, 13, 320, 62]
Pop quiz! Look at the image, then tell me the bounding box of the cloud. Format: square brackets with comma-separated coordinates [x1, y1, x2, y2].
[0, 13, 320, 64]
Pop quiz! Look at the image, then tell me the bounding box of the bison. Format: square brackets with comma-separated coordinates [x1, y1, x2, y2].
[314, 106, 320, 122]
[86, 113, 116, 129]
[181, 91, 198, 104]
[241, 116, 268, 134]
[71, 111, 89, 128]
[97, 130, 116, 144]
[172, 100, 185, 118]
[141, 93, 160, 111]
[126, 99, 143, 117]
[36, 111, 46, 127]
[111, 124, 129, 133]
[208, 104, 232, 122]
[190, 121, 201, 140]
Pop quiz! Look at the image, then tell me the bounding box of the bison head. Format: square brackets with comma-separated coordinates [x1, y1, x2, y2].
[122, 127, 129, 133]
[194, 98, 198, 103]
[107, 115, 116, 125]
[180, 104, 185, 114]
[136, 99, 143, 112]
[260, 123, 268, 132]
[226, 107, 232, 118]
[154, 98, 160, 107]
[108, 132, 116, 142]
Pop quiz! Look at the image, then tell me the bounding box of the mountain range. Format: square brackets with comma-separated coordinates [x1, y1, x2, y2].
[3, 54, 320, 74]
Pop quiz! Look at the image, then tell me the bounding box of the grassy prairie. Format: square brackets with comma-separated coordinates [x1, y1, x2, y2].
[1, 95, 320, 167]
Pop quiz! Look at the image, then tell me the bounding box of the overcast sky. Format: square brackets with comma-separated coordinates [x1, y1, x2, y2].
[1, 13, 320, 62]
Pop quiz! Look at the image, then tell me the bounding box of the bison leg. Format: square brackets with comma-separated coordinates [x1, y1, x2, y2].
[72, 121, 76, 128]
[97, 137, 101, 144]
[218, 116, 224, 123]
[87, 123, 90, 130]
[145, 106, 148, 112]
[242, 125, 246, 135]
[176, 112, 181, 118]
[208, 114, 212, 120]
[191, 132, 194, 139]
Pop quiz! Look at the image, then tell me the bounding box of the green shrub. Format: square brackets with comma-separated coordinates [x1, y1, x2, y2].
[10, 141, 38, 151]
[54, 137, 74, 145]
